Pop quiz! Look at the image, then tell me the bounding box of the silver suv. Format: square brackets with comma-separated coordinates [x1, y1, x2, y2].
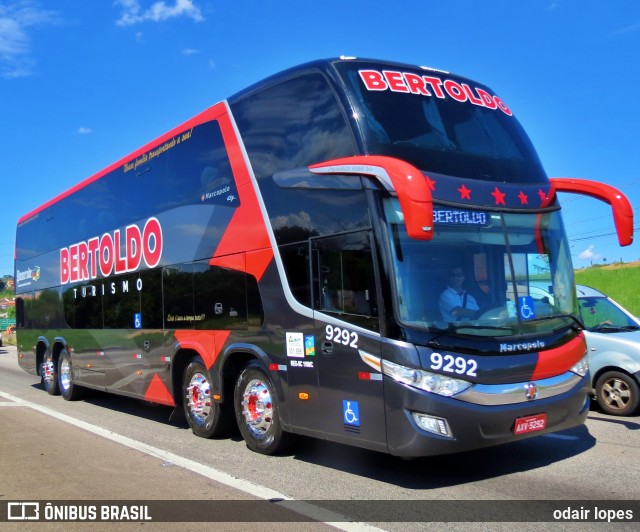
[576, 285, 640, 416]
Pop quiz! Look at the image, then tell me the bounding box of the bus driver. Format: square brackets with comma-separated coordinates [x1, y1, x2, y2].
[439, 267, 480, 321]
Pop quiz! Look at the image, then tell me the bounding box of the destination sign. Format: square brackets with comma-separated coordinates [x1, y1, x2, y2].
[433, 209, 488, 226]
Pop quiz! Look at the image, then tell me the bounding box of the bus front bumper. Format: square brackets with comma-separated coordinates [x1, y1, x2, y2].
[384, 372, 590, 457]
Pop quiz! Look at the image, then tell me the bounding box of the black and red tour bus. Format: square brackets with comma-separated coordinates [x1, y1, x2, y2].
[14, 57, 633, 457]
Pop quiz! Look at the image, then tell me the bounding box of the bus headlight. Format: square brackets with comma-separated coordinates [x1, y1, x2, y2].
[570, 355, 589, 377]
[382, 359, 472, 397]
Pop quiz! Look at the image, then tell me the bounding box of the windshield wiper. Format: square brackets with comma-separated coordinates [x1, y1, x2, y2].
[589, 323, 640, 333]
[526, 313, 584, 331]
[427, 323, 515, 347]
[429, 322, 513, 333]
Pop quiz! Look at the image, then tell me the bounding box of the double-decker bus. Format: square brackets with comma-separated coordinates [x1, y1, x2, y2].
[14, 57, 633, 457]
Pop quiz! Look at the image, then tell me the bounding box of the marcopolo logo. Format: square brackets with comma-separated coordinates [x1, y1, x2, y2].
[60, 217, 163, 285]
[499, 340, 546, 353]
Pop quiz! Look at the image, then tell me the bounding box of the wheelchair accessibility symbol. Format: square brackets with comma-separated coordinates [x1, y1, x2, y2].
[518, 296, 536, 321]
[342, 400, 360, 427]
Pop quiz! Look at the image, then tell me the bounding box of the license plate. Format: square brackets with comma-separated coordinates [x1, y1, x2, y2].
[513, 413, 547, 435]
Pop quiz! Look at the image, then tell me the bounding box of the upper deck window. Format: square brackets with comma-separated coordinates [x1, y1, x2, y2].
[16, 120, 232, 262]
[230, 72, 356, 180]
[334, 62, 547, 184]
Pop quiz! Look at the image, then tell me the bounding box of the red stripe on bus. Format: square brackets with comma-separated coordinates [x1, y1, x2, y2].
[174, 330, 231, 370]
[210, 111, 273, 281]
[144, 374, 176, 406]
[531, 333, 586, 380]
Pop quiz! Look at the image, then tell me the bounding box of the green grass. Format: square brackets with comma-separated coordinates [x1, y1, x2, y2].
[575, 264, 640, 316]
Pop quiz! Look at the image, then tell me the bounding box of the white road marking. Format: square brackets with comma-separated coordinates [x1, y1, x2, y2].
[0, 390, 383, 531]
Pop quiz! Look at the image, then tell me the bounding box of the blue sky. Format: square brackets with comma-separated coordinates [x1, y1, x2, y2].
[1, 0, 639, 277]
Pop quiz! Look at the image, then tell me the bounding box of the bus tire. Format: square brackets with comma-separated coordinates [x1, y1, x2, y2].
[182, 357, 230, 438]
[42, 351, 60, 396]
[595, 371, 640, 416]
[58, 350, 84, 401]
[234, 361, 293, 455]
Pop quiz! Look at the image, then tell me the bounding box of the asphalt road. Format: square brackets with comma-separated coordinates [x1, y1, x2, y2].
[1, 344, 639, 530]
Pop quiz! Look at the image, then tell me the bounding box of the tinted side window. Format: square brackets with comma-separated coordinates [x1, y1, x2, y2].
[246, 273, 264, 327]
[15, 120, 233, 261]
[63, 284, 102, 329]
[230, 72, 356, 180]
[272, 188, 372, 309]
[102, 273, 142, 329]
[31, 289, 65, 329]
[311, 231, 379, 331]
[279, 242, 311, 306]
[163, 264, 195, 329]
[193, 261, 247, 330]
[140, 269, 163, 329]
[16, 295, 28, 329]
[162, 259, 263, 330]
[266, 187, 371, 245]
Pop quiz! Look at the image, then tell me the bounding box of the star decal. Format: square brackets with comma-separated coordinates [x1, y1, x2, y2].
[517, 191, 529, 204]
[424, 175, 436, 191]
[457, 184, 472, 200]
[491, 186, 506, 205]
[537, 188, 548, 203]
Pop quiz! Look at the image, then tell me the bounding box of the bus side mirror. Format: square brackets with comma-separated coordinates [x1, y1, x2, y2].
[550, 177, 634, 247]
[310, 155, 434, 240]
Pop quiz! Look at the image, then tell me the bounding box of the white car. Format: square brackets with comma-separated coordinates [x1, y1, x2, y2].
[576, 285, 640, 416]
[515, 282, 640, 416]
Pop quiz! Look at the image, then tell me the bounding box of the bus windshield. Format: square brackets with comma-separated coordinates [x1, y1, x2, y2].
[336, 61, 547, 184]
[384, 199, 577, 337]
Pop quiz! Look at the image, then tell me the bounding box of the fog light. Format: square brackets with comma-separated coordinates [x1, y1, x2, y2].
[411, 412, 453, 438]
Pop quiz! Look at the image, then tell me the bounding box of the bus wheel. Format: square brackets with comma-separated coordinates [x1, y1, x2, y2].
[42, 352, 60, 396]
[595, 371, 640, 416]
[234, 361, 293, 455]
[182, 357, 230, 438]
[58, 350, 84, 401]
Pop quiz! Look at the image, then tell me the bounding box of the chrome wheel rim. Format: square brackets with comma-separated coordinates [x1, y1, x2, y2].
[241, 378, 274, 436]
[186, 372, 211, 425]
[43, 358, 55, 387]
[60, 358, 71, 391]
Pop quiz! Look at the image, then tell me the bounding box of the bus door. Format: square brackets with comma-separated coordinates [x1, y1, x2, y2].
[309, 231, 387, 450]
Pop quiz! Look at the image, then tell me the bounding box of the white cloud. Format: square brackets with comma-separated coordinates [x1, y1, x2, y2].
[181, 48, 199, 55]
[578, 245, 603, 261]
[612, 22, 640, 36]
[77, 127, 92, 135]
[0, 1, 60, 78]
[115, 0, 204, 26]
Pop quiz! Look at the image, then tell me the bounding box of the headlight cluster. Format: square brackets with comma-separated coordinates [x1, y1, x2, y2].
[381, 359, 472, 397]
[570, 355, 589, 377]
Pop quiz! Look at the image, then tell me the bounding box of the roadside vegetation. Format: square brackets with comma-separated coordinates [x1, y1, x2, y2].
[1, 285, 16, 346]
[575, 262, 640, 316]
